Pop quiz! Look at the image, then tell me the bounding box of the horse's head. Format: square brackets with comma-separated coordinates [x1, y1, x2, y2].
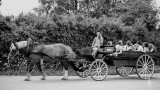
[7, 42, 20, 62]
[7, 41, 28, 62]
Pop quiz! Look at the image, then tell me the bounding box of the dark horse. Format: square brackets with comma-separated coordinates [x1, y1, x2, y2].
[8, 38, 83, 81]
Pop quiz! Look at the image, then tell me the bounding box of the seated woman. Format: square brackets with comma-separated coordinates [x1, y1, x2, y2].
[112, 40, 123, 56]
[134, 41, 143, 52]
[92, 32, 103, 58]
[123, 40, 135, 51]
[142, 42, 149, 53]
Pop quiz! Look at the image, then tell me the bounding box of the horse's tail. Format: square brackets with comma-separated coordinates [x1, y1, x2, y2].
[69, 61, 84, 72]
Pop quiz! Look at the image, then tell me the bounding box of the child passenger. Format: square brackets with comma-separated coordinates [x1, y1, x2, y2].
[148, 42, 157, 52]
[142, 42, 149, 53]
[134, 41, 143, 52]
[123, 40, 135, 51]
[113, 40, 124, 56]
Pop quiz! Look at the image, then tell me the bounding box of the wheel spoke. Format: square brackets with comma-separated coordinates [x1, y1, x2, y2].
[137, 64, 143, 67]
[101, 63, 105, 68]
[98, 62, 101, 68]
[147, 60, 152, 66]
[92, 64, 97, 69]
[145, 69, 149, 79]
[120, 67, 124, 74]
[125, 67, 128, 75]
[139, 68, 145, 74]
[101, 66, 107, 70]
[92, 71, 97, 76]
[141, 58, 145, 64]
[100, 71, 105, 76]
[95, 62, 99, 68]
[146, 69, 152, 74]
[146, 56, 149, 64]
[95, 72, 99, 76]
[147, 64, 154, 67]
[139, 60, 144, 65]
[144, 56, 146, 64]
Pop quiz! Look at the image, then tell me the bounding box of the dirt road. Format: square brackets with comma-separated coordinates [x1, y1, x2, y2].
[0, 73, 160, 90]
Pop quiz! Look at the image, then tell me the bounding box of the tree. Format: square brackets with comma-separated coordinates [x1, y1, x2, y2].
[35, 0, 79, 15]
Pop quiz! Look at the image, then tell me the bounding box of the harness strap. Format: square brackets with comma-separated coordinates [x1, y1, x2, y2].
[13, 42, 18, 49]
[27, 38, 34, 53]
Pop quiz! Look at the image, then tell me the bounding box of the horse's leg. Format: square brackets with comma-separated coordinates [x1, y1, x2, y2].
[61, 62, 69, 80]
[24, 63, 34, 81]
[36, 59, 46, 80]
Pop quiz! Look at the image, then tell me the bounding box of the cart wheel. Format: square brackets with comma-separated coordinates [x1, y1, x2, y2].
[136, 55, 155, 80]
[76, 62, 90, 78]
[116, 66, 133, 77]
[90, 60, 108, 81]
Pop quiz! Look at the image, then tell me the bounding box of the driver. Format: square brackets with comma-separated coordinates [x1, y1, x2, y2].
[92, 32, 103, 58]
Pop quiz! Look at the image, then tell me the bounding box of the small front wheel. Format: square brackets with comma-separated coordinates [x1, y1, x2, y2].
[90, 60, 108, 81]
[76, 61, 90, 78]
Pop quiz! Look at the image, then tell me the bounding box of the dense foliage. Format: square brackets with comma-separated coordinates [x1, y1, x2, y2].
[0, 0, 160, 73]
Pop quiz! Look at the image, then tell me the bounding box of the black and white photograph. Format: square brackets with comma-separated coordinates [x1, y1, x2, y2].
[0, 0, 160, 90]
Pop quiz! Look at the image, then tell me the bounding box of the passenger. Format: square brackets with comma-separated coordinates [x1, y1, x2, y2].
[148, 42, 157, 52]
[134, 41, 143, 52]
[92, 32, 103, 58]
[142, 42, 149, 53]
[113, 40, 123, 56]
[123, 40, 135, 51]
[106, 41, 114, 53]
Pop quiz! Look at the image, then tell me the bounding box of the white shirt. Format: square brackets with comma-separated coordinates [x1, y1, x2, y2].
[115, 44, 123, 52]
[123, 45, 135, 51]
[92, 37, 103, 47]
[143, 47, 149, 53]
[136, 45, 143, 52]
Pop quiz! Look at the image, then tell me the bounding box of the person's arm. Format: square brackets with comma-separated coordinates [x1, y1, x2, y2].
[132, 45, 136, 51]
[150, 45, 154, 52]
[92, 38, 96, 46]
[100, 38, 103, 46]
[150, 45, 157, 52]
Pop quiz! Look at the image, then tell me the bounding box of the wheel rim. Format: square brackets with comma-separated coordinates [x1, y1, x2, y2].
[90, 60, 108, 81]
[116, 66, 133, 77]
[136, 55, 154, 80]
[76, 62, 90, 78]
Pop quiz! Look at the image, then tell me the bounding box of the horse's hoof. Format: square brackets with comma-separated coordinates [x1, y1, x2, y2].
[41, 77, 46, 80]
[61, 78, 67, 80]
[24, 78, 31, 81]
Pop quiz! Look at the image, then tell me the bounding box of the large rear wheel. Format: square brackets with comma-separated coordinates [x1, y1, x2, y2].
[136, 55, 154, 80]
[90, 60, 108, 81]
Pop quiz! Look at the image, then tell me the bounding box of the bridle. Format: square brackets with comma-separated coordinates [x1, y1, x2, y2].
[7, 40, 32, 67]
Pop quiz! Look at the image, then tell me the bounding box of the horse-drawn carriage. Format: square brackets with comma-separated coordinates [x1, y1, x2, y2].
[76, 45, 160, 81]
[8, 39, 160, 81]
